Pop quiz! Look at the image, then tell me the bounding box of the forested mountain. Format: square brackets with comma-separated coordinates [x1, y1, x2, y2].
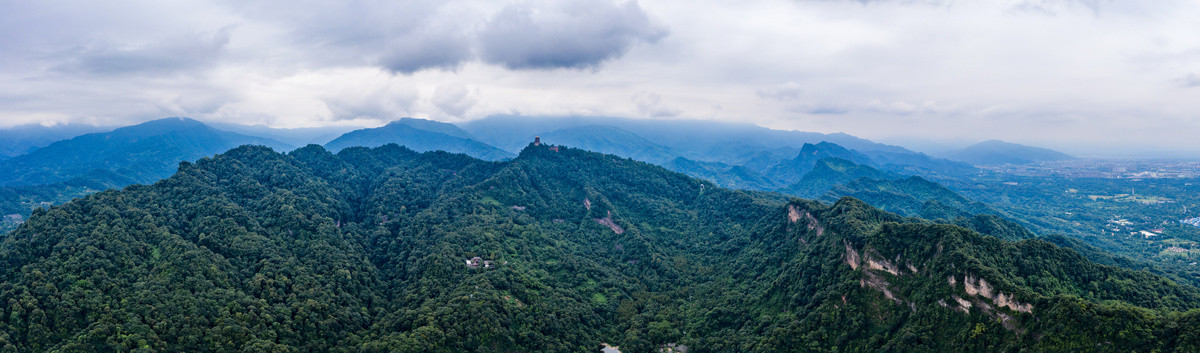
[4, 142, 1200, 352]
[780, 157, 894, 198]
[0, 118, 291, 234]
[0, 117, 290, 187]
[0, 123, 107, 159]
[0, 116, 971, 241]
[944, 139, 1076, 165]
[325, 119, 513, 161]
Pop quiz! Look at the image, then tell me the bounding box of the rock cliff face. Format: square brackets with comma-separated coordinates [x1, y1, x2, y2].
[842, 242, 1036, 330]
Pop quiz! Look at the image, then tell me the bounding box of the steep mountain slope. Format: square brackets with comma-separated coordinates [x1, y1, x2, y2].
[4, 143, 1200, 351]
[325, 119, 513, 161]
[944, 139, 1076, 165]
[0, 117, 290, 186]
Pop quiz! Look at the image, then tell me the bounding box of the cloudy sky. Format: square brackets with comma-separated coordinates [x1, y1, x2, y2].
[1, 0, 1198, 155]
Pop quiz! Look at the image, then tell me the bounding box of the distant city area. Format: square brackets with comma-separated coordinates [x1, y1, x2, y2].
[981, 159, 1200, 178]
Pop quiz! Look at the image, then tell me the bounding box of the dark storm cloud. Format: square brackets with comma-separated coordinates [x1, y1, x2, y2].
[476, 0, 667, 70]
[378, 30, 474, 74]
[369, 0, 669, 73]
[52, 28, 232, 76]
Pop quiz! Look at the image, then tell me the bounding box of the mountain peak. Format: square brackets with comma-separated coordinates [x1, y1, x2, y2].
[112, 117, 211, 137]
[384, 117, 476, 140]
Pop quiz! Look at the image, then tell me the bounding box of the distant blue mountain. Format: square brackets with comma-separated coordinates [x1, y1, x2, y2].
[943, 140, 1076, 165]
[766, 142, 876, 184]
[459, 115, 973, 177]
[663, 157, 780, 190]
[460, 115, 913, 156]
[324, 119, 514, 161]
[780, 157, 894, 198]
[0, 117, 291, 186]
[0, 123, 107, 159]
[537, 125, 677, 163]
[208, 122, 361, 147]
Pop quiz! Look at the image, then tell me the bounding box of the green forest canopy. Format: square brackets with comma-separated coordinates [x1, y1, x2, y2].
[3, 143, 1200, 352]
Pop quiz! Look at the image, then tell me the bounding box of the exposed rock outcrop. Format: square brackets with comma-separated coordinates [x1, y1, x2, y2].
[595, 210, 625, 234]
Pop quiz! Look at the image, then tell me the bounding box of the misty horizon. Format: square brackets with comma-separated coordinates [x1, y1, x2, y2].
[2, 114, 1196, 160]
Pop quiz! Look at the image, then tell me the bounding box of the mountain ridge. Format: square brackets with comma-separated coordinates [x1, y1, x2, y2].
[0, 117, 291, 187]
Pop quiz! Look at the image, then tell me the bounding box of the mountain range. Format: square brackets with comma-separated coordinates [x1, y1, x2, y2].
[0, 117, 290, 187]
[0, 116, 1002, 238]
[2, 143, 1198, 351]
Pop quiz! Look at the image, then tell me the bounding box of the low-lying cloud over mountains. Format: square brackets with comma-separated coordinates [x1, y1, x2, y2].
[3, 0, 1200, 156]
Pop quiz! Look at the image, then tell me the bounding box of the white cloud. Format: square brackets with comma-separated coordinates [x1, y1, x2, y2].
[632, 92, 681, 117]
[1, 0, 1200, 154]
[756, 82, 804, 101]
[432, 83, 480, 118]
[478, 0, 667, 70]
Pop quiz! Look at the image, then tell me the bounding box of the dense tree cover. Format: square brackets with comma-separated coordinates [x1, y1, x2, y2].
[0, 118, 291, 235]
[3, 143, 1200, 352]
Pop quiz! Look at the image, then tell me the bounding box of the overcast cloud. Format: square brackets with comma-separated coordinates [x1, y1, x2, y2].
[1, 0, 1199, 156]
